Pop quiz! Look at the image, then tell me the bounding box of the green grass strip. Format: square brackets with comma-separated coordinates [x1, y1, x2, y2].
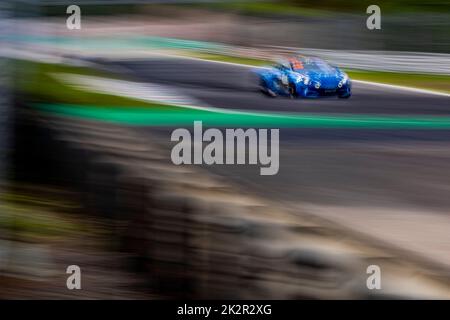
[33, 103, 450, 129]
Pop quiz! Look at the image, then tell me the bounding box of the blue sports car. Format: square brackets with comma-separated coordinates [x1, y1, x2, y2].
[255, 56, 352, 99]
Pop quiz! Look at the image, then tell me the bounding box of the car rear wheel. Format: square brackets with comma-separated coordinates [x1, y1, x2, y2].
[288, 82, 297, 98]
[259, 79, 277, 97]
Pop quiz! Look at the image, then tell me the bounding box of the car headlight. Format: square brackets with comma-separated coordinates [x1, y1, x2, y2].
[314, 81, 321, 89]
[303, 76, 310, 85]
[341, 73, 349, 84]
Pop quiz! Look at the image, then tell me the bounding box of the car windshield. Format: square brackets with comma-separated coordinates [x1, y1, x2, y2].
[291, 57, 334, 72]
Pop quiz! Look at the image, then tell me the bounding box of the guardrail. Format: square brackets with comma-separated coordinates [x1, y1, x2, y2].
[4, 33, 449, 75]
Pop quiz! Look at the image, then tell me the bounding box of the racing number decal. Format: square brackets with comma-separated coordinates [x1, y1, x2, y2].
[280, 74, 288, 85]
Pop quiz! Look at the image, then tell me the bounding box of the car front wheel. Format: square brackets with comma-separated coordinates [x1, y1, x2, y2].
[338, 91, 352, 99]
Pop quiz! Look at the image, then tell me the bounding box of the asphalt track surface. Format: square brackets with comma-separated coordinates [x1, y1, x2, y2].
[103, 57, 450, 212]
[108, 57, 450, 116]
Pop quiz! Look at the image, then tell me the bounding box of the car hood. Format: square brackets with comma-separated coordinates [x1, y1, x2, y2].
[297, 68, 347, 89]
[299, 68, 342, 80]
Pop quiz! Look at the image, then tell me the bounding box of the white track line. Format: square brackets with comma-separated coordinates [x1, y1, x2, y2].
[50, 73, 204, 108]
[49, 72, 283, 117]
[351, 79, 450, 98]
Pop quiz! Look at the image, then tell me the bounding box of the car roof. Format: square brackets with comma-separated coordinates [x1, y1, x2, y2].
[275, 56, 326, 66]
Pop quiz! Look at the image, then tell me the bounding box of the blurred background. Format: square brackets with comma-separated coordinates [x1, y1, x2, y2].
[1, 0, 450, 299]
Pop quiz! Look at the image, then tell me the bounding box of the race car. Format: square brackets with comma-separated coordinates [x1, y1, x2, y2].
[255, 56, 351, 99]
